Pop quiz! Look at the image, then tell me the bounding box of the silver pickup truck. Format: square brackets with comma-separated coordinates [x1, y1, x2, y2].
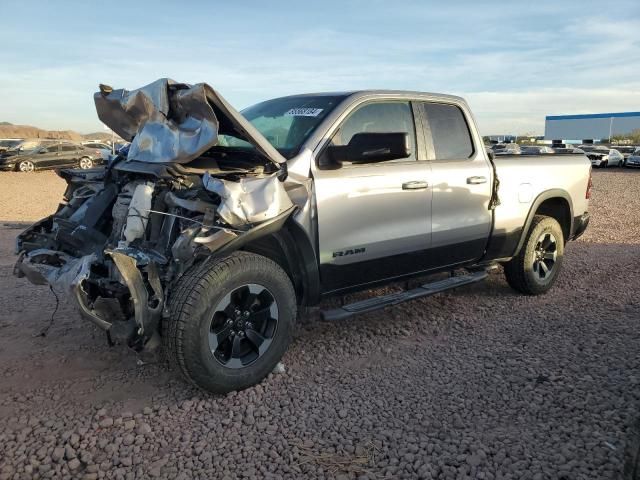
[14, 79, 592, 393]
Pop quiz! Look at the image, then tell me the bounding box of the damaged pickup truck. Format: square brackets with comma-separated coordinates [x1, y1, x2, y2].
[14, 79, 592, 393]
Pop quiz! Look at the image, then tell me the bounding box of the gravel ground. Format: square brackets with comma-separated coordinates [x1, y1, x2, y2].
[0, 169, 639, 480]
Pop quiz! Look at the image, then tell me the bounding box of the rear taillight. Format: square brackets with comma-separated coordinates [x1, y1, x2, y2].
[586, 168, 593, 199]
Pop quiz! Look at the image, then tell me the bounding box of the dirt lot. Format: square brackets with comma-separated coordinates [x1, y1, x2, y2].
[0, 169, 639, 480]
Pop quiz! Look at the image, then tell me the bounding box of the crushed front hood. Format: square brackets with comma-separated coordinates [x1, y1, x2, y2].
[94, 78, 287, 167]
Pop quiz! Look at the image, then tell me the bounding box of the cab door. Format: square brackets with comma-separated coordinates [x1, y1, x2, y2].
[38, 144, 61, 167]
[59, 144, 81, 167]
[419, 102, 492, 266]
[312, 100, 432, 293]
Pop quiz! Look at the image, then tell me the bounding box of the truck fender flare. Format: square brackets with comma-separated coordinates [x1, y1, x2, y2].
[513, 188, 574, 256]
[210, 210, 321, 306]
[280, 221, 322, 306]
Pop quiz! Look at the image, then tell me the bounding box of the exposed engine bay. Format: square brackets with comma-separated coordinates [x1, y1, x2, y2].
[13, 79, 298, 352]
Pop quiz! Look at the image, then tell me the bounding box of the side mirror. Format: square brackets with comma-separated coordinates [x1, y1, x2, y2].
[328, 132, 411, 166]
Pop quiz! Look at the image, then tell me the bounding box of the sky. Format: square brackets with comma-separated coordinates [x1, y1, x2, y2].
[1, 0, 639, 136]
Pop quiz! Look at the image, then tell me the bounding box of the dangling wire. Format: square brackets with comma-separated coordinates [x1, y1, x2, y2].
[35, 285, 59, 337]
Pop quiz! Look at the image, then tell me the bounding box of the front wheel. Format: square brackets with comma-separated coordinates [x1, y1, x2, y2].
[503, 215, 565, 295]
[163, 252, 296, 393]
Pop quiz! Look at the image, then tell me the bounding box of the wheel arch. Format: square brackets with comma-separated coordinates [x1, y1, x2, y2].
[514, 189, 573, 256]
[235, 220, 321, 307]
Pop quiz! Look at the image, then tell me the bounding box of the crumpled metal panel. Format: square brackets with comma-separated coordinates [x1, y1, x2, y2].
[94, 78, 219, 164]
[203, 172, 294, 227]
[16, 249, 95, 291]
[94, 78, 287, 166]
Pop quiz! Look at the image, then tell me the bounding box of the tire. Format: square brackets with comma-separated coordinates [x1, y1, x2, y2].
[163, 252, 296, 393]
[625, 417, 640, 480]
[79, 157, 93, 169]
[503, 215, 565, 295]
[17, 160, 35, 172]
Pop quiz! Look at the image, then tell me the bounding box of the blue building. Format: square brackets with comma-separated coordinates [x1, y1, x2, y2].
[545, 112, 640, 141]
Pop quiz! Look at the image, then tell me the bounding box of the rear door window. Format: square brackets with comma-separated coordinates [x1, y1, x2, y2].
[421, 103, 474, 160]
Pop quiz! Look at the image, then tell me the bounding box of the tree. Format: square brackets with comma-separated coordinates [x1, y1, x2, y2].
[611, 129, 640, 144]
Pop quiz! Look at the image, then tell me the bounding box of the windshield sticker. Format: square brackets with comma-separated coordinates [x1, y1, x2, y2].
[284, 108, 324, 117]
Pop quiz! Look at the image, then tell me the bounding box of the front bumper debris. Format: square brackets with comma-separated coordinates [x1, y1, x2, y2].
[14, 247, 164, 337]
[14, 249, 113, 331]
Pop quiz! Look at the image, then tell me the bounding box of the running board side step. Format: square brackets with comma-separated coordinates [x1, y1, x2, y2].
[321, 270, 488, 321]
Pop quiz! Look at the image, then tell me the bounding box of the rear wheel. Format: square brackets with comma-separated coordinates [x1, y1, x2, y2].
[18, 160, 35, 172]
[79, 157, 93, 169]
[503, 215, 564, 295]
[164, 252, 296, 393]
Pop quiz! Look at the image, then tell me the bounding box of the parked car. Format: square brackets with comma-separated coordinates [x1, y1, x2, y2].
[626, 148, 640, 168]
[494, 143, 522, 155]
[0, 142, 104, 172]
[553, 147, 585, 154]
[580, 146, 624, 167]
[82, 141, 113, 160]
[521, 146, 555, 154]
[14, 81, 592, 393]
[615, 145, 637, 158]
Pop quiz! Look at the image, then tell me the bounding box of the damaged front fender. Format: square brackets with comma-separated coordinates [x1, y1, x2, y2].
[14, 78, 308, 353]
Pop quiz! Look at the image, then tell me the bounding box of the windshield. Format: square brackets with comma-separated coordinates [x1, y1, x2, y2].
[0, 140, 21, 148]
[218, 95, 346, 159]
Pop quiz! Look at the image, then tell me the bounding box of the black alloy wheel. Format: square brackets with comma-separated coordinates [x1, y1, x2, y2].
[208, 283, 279, 369]
[532, 232, 558, 281]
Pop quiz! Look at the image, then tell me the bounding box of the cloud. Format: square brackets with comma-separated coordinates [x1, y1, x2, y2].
[0, 1, 638, 134]
[465, 86, 640, 135]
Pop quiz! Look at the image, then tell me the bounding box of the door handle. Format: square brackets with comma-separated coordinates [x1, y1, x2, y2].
[467, 176, 487, 185]
[402, 180, 429, 190]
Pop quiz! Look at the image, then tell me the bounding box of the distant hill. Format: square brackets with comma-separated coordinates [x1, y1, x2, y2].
[0, 124, 123, 142]
[82, 132, 118, 141]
